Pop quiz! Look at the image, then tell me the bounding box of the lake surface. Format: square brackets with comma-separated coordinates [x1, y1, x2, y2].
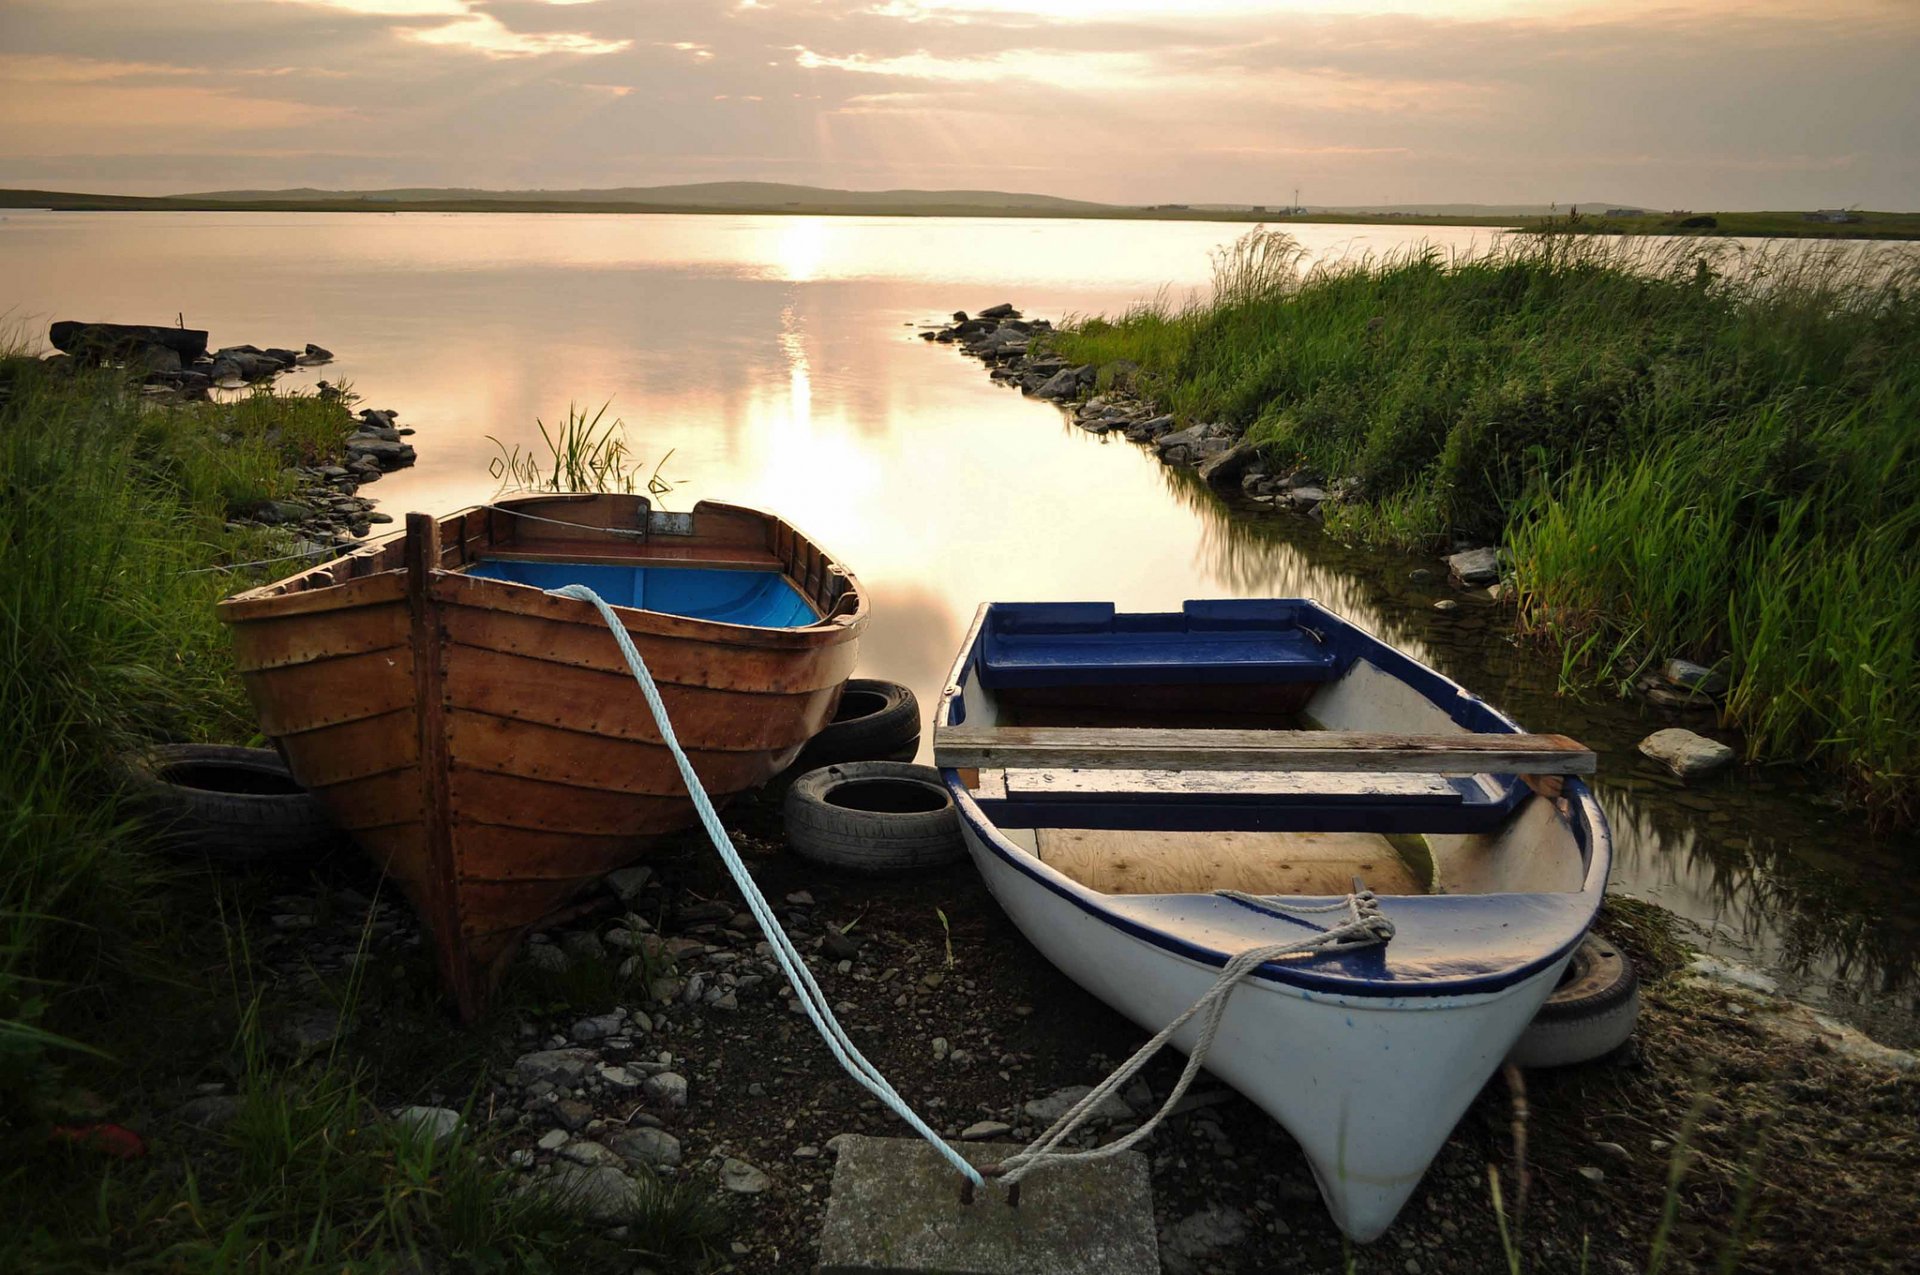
[4, 210, 1913, 1045]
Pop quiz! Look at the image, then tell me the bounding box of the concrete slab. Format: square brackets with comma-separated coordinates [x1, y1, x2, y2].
[817, 1136, 1157, 1275]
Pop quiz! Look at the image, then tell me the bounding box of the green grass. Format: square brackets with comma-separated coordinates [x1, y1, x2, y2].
[1528, 208, 1920, 241]
[0, 355, 732, 1271]
[1052, 230, 1920, 822]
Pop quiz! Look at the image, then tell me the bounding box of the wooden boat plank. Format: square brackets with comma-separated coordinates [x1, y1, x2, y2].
[438, 601, 858, 692]
[274, 708, 419, 787]
[453, 821, 651, 884]
[1034, 828, 1426, 897]
[219, 569, 406, 622]
[407, 513, 472, 1019]
[934, 726, 1595, 774]
[443, 644, 836, 749]
[1003, 769, 1461, 801]
[227, 600, 410, 672]
[307, 766, 425, 830]
[446, 709, 788, 796]
[456, 879, 597, 940]
[448, 770, 700, 838]
[239, 646, 416, 734]
[476, 543, 785, 571]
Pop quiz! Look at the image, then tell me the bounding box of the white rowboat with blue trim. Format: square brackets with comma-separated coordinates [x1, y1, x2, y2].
[932, 600, 1610, 1241]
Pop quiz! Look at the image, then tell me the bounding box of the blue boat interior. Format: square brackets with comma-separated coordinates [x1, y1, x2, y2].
[977, 600, 1346, 689]
[467, 559, 819, 628]
[954, 598, 1538, 840]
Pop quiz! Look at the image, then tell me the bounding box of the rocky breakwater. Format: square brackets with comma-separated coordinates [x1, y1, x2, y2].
[47, 319, 335, 400]
[241, 406, 418, 555]
[923, 303, 1330, 504]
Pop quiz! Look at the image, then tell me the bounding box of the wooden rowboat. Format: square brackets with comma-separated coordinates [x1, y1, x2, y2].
[933, 600, 1609, 1241]
[220, 495, 865, 1019]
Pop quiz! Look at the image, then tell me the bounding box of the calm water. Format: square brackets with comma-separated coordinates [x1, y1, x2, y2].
[4, 210, 1914, 1045]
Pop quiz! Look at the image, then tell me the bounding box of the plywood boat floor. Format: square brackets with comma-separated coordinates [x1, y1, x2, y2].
[1031, 827, 1429, 896]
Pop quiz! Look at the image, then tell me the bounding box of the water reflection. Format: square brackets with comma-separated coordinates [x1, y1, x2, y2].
[1, 209, 1911, 1044]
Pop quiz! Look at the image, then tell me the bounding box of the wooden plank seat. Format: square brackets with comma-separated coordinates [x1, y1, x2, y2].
[999, 767, 1465, 806]
[934, 726, 1595, 775]
[1032, 828, 1429, 897]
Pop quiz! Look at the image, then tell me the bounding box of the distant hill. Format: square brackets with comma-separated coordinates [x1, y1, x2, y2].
[180, 181, 1118, 213]
[1195, 202, 1656, 216]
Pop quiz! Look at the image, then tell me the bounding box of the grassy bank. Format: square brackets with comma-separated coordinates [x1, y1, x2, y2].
[0, 357, 724, 1270]
[1053, 232, 1920, 823]
[1530, 209, 1920, 241]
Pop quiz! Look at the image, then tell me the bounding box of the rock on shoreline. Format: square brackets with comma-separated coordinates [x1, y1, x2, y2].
[45, 319, 334, 401]
[47, 319, 423, 558]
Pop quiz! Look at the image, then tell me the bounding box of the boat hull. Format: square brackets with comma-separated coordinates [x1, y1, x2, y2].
[220, 497, 865, 1018]
[959, 811, 1566, 1242]
[934, 599, 1610, 1240]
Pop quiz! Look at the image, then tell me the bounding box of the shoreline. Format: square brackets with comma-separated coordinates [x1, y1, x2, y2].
[6, 189, 1918, 239]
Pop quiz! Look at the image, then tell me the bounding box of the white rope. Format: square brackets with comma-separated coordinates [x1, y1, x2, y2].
[485, 504, 649, 539]
[184, 543, 341, 575]
[996, 889, 1393, 1187]
[552, 583, 985, 1187]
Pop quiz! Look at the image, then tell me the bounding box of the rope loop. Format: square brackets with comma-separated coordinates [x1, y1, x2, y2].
[993, 884, 1393, 1186]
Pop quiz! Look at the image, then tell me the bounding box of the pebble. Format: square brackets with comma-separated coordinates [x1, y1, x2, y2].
[644, 1071, 689, 1107]
[514, 1048, 597, 1087]
[542, 1164, 640, 1221]
[1577, 1165, 1606, 1183]
[1023, 1084, 1133, 1126]
[610, 1126, 683, 1169]
[721, 1157, 771, 1194]
[960, 1120, 1012, 1141]
[537, 1128, 568, 1151]
[558, 1139, 624, 1170]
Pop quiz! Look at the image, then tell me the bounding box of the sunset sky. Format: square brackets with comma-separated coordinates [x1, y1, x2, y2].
[1, 0, 1914, 208]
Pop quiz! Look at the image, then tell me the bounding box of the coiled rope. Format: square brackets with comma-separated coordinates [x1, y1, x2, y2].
[554, 583, 984, 1187]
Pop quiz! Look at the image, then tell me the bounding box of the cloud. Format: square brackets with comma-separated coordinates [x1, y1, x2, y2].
[404, 12, 631, 56]
[0, 0, 1912, 206]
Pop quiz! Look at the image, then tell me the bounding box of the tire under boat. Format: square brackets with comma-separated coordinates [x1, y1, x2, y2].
[219, 494, 866, 1020]
[932, 600, 1610, 1241]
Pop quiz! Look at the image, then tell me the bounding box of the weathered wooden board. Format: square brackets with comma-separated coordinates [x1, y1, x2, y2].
[1004, 768, 1459, 800]
[1034, 828, 1426, 896]
[935, 726, 1594, 774]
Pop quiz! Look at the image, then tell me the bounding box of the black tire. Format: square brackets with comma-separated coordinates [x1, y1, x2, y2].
[1507, 935, 1641, 1069]
[121, 744, 342, 863]
[790, 679, 921, 770]
[783, 762, 965, 873]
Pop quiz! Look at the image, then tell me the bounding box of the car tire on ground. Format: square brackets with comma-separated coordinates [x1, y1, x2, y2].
[1507, 934, 1641, 1069]
[790, 679, 920, 770]
[783, 761, 965, 874]
[121, 744, 341, 863]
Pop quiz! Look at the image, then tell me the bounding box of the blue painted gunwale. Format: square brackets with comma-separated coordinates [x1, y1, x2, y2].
[938, 600, 1612, 1000]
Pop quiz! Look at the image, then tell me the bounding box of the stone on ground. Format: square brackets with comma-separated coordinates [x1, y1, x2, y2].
[1446, 546, 1501, 585]
[1160, 1206, 1249, 1275]
[543, 1164, 642, 1222]
[1022, 1083, 1133, 1126]
[817, 1136, 1156, 1275]
[1637, 727, 1736, 779]
[391, 1105, 464, 1147]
